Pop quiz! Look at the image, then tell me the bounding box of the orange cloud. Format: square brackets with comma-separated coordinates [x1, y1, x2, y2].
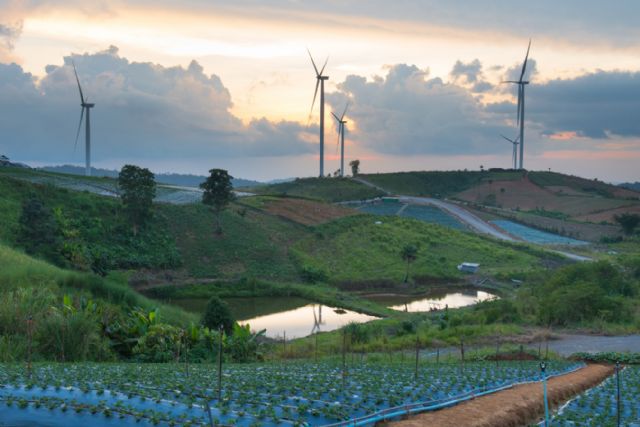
[541, 150, 640, 160]
[548, 131, 579, 140]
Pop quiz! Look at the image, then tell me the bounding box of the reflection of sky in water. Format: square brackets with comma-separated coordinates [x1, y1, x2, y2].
[239, 305, 378, 339]
[388, 291, 497, 312]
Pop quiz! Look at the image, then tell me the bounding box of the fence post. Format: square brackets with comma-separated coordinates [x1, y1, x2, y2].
[414, 334, 420, 381]
[283, 331, 286, 356]
[26, 315, 33, 379]
[217, 325, 223, 402]
[342, 329, 347, 385]
[315, 332, 318, 362]
[495, 337, 500, 367]
[436, 347, 440, 364]
[616, 361, 621, 427]
[540, 362, 549, 427]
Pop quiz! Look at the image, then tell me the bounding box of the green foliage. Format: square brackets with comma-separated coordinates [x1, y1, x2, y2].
[614, 212, 640, 235]
[0, 174, 180, 272]
[201, 296, 235, 335]
[535, 261, 638, 326]
[299, 264, 329, 283]
[250, 177, 384, 202]
[17, 197, 65, 265]
[118, 165, 156, 233]
[132, 323, 181, 362]
[349, 159, 360, 176]
[570, 352, 640, 364]
[226, 323, 266, 362]
[200, 168, 235, 234]
[400, 243, 418, 283]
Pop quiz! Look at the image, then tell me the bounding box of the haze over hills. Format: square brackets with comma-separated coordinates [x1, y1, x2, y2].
[39, 164, 266, 188]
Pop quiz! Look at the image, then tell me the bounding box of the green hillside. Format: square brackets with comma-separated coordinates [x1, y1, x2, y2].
[247, 177, 385, 202]
[290, 215, 557, 286]
[0, 243, 195, 362]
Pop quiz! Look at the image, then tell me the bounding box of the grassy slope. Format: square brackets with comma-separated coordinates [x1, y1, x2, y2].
[290, 215, 554, 285]
[159, 202, 310, 281]
[247, 177, 385, 202]
[359, 171, 524, 197]
[0, 243, 196, 326]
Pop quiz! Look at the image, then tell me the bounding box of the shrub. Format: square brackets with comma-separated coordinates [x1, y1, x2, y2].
[300, 264, 329, 283]
[201, 296, 235, 335]
[132, 324, 181, 362]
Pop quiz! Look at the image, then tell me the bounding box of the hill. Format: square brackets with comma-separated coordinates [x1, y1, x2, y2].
[39, 164, 263, 188]
[248, 177, 385, 202]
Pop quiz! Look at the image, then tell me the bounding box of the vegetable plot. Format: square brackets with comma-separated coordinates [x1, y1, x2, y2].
[0, 361, 581, 426]
[550, 366, 640, 426]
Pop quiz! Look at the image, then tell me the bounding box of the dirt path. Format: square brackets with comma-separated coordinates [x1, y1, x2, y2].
[386, 364, 613, 427]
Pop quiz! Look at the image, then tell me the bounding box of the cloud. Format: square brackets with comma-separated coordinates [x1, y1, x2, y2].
[526, 70, 640, 140]
[0, 21, 22, 62]
[326, 64, 511, 156]
[0, 46, 314, 164]
[450, 59, 493, 93]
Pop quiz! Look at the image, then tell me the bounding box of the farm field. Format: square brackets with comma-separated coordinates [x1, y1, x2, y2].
[247, 177, 385, 202]
[491, 220, 589, 246]
[348, 202, 467, 230]
[0, 361, 582, 427]
[550, 366, 640, 426]
[241, 196, 357, 226]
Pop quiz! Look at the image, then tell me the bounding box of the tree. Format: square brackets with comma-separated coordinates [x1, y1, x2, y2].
[200, 168, 235, 234]
[118, 165, 156, 234]
[614, 213, 640, 236]
[17, 197, 64, 264]
[400, 244, 419, 283]
[349, 159, 360, 176]
[201, 296, 235, 335]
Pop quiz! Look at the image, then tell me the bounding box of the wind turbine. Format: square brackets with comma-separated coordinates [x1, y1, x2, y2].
[307, 50, 329, 178]
[72, 62, 95, 177]
[503, 40, 531, 170]
[331, 103, 349, 177]
[501, 134, 520, 169]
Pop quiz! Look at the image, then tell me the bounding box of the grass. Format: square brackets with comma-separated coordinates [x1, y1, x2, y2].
[0, 243, 196, 326]
[159, 202, 310, 280]
[359, 171, 524, 197]
[289, 214, 557, 286]
[247, 177, 385, 202]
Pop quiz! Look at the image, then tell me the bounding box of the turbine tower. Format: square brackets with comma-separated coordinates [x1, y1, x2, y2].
[503, 40, 531, 170]
[72, 62, 95, 177]
[307, 50, 329, 178]
[331, 103, 349, 177]
[501, 134, 520, 169]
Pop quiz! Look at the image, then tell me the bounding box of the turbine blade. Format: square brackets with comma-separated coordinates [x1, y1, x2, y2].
[340, 102, 349, 120]
[516, 85, 523, 125]
[308, 79, 320, 121]
[501, 134, 514, 143]
[336, 126, 341, 154]
[73, 107, 85, 154]
[72, 61, 85, 104]
[307, 49, 320, 76]
[319, 56, 329, 76]
[331, 112, 340, 122]
[519, 39, 532, 82]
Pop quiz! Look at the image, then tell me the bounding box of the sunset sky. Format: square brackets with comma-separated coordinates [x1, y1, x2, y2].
[1, 0, 640, 181]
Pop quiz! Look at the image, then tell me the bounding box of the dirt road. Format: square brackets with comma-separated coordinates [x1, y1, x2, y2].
[386, 364, 613, 427]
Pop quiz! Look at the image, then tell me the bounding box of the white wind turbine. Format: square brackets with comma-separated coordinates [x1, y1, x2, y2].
[72, 62, 95, 177]
[501, 134, 520, 170]
[307, 50, 329, 177]
[331, 103, 349, 177]
[503, 40, 531, 170]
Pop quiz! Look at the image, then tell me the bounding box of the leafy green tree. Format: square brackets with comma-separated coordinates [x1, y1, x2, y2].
[400, 244, 418, 283]
[17, 197, 64, 264]
[614, 213, 640, 235]
[118, 165, 156, 235]
[349, 159, 360, 176]
[200, 168, 235, 234]
[201, 296, 235, 335]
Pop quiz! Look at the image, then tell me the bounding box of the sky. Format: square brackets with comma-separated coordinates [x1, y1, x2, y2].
[1, 0, 640, 182]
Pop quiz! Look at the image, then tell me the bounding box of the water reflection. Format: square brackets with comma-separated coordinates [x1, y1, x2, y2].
[239, 304, 378, 339]
[367, 289, 497, 312]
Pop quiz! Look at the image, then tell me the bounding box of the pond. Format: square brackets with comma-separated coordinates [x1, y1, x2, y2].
[365, 288, 497, 312]
[167, 296, 378, 339]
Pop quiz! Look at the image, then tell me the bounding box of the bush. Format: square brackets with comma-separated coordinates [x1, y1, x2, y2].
[201, 296, 235, 335]
[300, 264, 329, 283]
[132, 324, 180, 362]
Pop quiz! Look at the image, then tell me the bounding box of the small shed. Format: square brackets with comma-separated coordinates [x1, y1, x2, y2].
[457, 262, 480, 273]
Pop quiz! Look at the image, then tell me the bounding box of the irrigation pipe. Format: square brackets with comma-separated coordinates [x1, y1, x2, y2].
[325, 363, 585, 427]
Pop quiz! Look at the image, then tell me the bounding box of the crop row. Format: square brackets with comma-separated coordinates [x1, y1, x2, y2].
[549, 366, 640, 426]
[0, 360, 581, 426]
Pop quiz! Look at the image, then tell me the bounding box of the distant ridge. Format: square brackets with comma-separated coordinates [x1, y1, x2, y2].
[619, 182, 640, 192]
[39, 165, 265, 188]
